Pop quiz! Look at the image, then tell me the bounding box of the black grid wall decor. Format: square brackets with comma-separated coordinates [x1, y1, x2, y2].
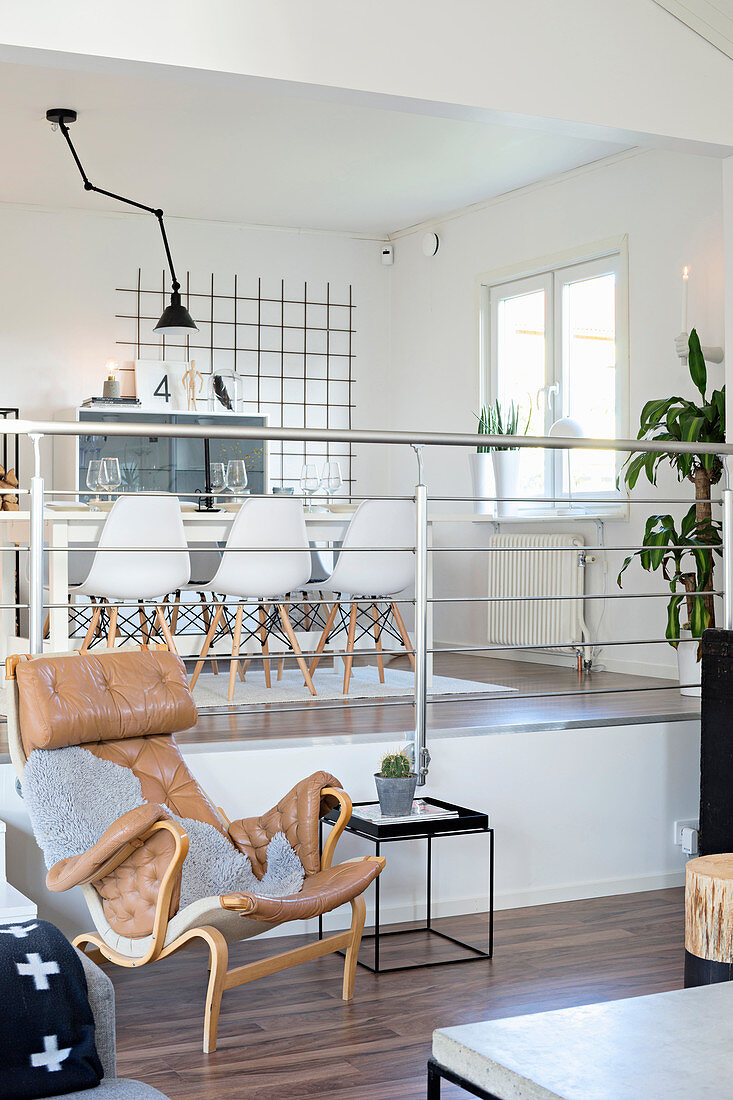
[115, 269, 356, 492]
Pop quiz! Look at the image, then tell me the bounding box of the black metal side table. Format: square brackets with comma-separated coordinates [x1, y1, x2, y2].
[318, 796, 494, 973]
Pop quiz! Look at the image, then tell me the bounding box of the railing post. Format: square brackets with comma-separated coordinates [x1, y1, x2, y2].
[28, 433, 45, 656]
[412, 445, 430, 786]
[724, 457, 733, 632]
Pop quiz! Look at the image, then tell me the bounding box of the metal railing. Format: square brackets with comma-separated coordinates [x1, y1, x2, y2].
[4, 418, 732, 785]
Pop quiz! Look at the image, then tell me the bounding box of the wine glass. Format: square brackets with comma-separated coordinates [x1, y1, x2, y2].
[210, 461, 226, 501]
[226, 459, 248, 501]
[102, 457, 121, 501]
[299, 463, 321, 511]
[86, 460, 103, 510]
[321, 460, 342, 499]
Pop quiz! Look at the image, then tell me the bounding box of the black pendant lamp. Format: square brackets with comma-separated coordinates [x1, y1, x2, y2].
[46, 108, 198, 337]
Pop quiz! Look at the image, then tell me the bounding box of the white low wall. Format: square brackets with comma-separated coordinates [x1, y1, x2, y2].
[0, 718, 699, 940]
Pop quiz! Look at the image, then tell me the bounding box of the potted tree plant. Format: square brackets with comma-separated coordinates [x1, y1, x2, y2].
[617, 329, 724, 695]
[374, 750, 418, 817]
[469, 400, 531, 516]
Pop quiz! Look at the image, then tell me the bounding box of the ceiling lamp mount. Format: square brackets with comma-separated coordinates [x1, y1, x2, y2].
[45, 106, 197, 336]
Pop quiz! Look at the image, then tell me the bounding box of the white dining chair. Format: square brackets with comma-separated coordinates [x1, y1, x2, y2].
[308, 500, 416, 693]
[189, 497, 315, 700]
[75, 495, 190, 652]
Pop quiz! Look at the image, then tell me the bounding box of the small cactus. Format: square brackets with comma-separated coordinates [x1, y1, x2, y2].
[378, 750, 413, 779]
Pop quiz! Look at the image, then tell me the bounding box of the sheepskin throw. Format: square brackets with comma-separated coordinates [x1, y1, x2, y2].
[22, 746, 305, 907]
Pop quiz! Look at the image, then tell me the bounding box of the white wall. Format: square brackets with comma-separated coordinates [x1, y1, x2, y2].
[1, 718, 699, 939]
[387, 148, 725, 676]
[0, 202, 391, 490]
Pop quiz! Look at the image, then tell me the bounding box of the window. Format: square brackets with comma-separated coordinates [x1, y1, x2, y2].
[483, 247, 627, 507]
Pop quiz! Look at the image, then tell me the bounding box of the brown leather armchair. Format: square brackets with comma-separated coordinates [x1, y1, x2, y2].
[7, 649, 384, 1053]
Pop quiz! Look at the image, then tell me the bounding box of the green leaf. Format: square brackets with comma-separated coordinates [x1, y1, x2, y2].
[666, 594, 684, 647]
[688, 328, 707, 400]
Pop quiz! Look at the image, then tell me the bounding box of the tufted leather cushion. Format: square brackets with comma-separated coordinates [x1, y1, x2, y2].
[86, 735, 226, 833]
[228, 771, 341, 877]
[16, 650, 197, 756]
[93, 827, 181, 938]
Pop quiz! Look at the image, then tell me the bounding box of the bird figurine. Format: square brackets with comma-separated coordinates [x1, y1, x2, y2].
[213, 374, 233, 410]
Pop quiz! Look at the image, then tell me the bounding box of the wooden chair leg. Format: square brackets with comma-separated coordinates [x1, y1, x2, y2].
[155, 606, 179, 654]
[308, 601, 339, 677]
[42, 612, 50, 640]
[342, 893, 366, 1000]
[258, 604, 272, 688]
[391, 602, 416, 670]
[277, 657, 284, 680]
[200, 595, 219, 675]
[106, 606, 118, 649]
[80, 603, 101, 653]
[278, 605, 317, 696]
[343, 602, 358, 694]
[137, 603, 150, 646]
[203, 929, 229, 1054]
[190, 605, 224, 688]
[228, 603, 244, 702]
[371, 603, 385, 683]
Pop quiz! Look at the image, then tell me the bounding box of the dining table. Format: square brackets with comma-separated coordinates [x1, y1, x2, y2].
[0, 501, 438, 685]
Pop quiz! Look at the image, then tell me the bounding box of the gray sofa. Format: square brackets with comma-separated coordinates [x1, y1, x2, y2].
[49, 951, 169, 1099]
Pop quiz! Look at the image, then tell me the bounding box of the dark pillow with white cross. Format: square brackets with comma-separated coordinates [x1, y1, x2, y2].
[0, 918, 103, 1098]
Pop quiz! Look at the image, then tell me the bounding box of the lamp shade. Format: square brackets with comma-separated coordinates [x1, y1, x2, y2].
[548, 416, 584, 439]
[154, 291, 198, 336]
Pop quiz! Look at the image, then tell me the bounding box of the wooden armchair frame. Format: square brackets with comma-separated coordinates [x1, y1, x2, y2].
[72, 786, 381, 1054]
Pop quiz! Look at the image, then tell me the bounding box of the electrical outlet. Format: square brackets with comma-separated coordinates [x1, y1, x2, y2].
[674, 819, 699, 846]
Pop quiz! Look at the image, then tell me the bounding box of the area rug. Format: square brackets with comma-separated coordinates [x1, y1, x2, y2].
[0, 664, 512, 716]
[191, 665, 512, 708]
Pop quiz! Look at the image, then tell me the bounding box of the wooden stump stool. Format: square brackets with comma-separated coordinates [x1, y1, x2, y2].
[685, 854, 733, 986]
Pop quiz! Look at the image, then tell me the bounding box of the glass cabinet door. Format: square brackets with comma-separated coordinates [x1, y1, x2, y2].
[172, 415, 267, 497]
[78, 412, 174, 494]
[78, 411, 268, 498]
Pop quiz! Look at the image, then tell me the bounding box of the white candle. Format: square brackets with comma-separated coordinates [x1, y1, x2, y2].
[681, 265, 689, 334]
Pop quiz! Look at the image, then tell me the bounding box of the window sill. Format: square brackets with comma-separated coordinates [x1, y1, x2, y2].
[465, 508, 628, 522]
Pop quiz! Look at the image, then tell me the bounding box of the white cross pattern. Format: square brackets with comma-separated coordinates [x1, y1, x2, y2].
[16, 952, 60, 990]
[0, 922, 38, 938]
[30, 1034, 71, 1073]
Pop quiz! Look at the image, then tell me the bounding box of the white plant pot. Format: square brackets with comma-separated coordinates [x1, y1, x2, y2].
[468, 453, 494, 515]
[491, 449, 520, 518]
[677, 635, 701, 697]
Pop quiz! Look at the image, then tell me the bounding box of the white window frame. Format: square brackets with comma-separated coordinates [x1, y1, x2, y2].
[478, 237, 629, 516]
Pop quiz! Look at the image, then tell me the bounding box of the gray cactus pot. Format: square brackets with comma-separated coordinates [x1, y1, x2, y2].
[374, 772, 418, 817]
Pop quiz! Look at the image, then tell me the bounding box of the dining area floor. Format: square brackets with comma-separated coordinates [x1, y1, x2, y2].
[117, 651, 700, 749]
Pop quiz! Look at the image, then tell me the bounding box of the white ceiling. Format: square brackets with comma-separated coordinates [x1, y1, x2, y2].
[0, 58, 629, 236]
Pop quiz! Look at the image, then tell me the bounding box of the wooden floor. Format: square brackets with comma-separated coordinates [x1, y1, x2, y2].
[173, 652, 699, 748]
[111, 888, 685, 1099]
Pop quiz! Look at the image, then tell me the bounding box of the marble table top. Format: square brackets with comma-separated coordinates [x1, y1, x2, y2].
[433, 982, 733, 1099]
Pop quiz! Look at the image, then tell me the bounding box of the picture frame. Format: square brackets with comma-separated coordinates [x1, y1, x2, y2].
[134, 359, 189, 411]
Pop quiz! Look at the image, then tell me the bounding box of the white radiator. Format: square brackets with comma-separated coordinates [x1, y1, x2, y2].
[486, 534, 590, 651]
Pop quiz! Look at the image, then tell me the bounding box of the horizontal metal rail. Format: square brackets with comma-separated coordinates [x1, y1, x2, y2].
[426, 682, 701, 704]
[429, 591, 722, 602]
[9, 418, 733, 456]
[431, 495, 722, 505]
[31, 544, 723, 554]
[429, 639, 707, 653]
[427, 545, 722, 553]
